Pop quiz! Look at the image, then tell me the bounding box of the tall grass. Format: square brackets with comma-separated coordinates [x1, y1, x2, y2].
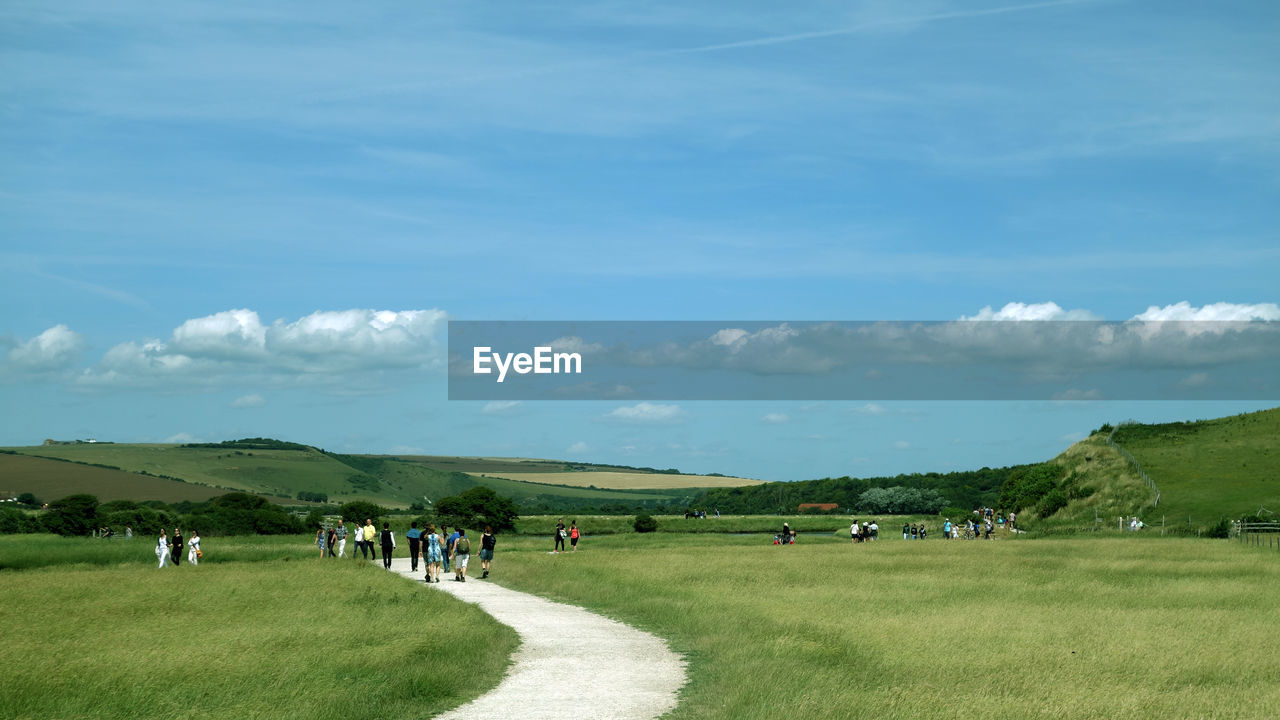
[0, 542, 517, 720]
[0, 533, 329, 570]
[489, 533, 1280, 719]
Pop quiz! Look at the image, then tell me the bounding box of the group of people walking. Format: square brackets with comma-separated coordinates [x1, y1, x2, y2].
[156, 527, 200, 568]
[314, 518, 498, 583]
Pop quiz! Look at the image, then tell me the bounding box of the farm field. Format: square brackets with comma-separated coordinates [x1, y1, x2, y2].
[492, 470, 761, 490]
[0, 453, 222, 504]
[488, 532, 1280, 720]
[0, 535, 517, 720]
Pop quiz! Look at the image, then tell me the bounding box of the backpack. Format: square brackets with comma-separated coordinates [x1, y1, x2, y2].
[456, 537, 470, 554]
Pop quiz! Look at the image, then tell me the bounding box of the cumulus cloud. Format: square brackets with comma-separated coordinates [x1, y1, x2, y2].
[77, 308, 447, 390]
[602, 402, 687, 424]
[1130, 301, 1280, 322]
[854, 403, 886, 415]
[959, 302, 1101, 321]
[231, 393, 266, 408]
[761, 412, 789, 424]
[5, 325, 85, 371]
[893, 440, 911, 450]
[566, 441, 590, 454]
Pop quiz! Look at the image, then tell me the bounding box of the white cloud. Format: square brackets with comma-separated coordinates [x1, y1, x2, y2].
[854, 403, 886, 415]
[163, 432, 202, 444]
[566, 441, 590, 454]
[1052, 388, 1103, 401]
[1129, 301, 1280, 322]
[602, 402, 687, 424]
[482, 400, 523, 415]
[5, 325, 85, 370]
[546, 336, 605, 354]
[77, 307, 447, 389]
[761, 412, 789, 424]
[230, 393, 266, 408]
[892, 440, 911, 450]
[960, 301, 1100, 321]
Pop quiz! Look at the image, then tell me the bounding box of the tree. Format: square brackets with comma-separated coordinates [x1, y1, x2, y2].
[338, 501, 386, 524]
[633, 513, 658, 533]
[17, 492, 40, 507]
[42, 494, 99, 536]
[433, 487, 519, 531]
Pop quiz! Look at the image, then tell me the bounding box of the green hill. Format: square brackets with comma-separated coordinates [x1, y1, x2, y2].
[0, 442, 720, 511]
[1019, 407, 1279, 533]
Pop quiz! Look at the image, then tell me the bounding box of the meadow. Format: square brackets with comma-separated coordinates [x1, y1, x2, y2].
[487, 532, 1280, 720]
[495, 470, 761, 490]
[0, 535, 517, 720]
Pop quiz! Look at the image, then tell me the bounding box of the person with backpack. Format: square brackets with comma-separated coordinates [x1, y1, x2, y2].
[452, 529, 471, 582]
[379, 522, 396, 569]
[479, 526, 496, 578]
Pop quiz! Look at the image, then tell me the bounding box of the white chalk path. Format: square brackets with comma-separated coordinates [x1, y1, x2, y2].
[387, 557, 687, 720]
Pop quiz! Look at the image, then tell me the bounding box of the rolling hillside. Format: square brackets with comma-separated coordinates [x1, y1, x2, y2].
[0, 442, 748, 510]
[1023, 407, 1279, 532]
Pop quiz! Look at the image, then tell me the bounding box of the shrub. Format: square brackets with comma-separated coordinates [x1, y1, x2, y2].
[633, 514, 658, 533]
[42, 494, 99, 536]
[1035, 488, 1069, 518]
[1205, 517, 1231, 539]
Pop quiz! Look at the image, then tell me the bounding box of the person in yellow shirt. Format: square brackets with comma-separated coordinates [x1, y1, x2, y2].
[361, 518, 377, 560]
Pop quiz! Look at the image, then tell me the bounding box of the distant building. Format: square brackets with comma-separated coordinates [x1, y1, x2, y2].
[798, 503, 839, 512]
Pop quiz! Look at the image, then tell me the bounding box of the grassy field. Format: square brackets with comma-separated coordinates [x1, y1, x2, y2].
[1114, 408, 1280, 526]
[0, 453, 223, 504]
[509, 514, 955, 536]
[0, 535, 518, 720]
[487, 533, 1280, 720]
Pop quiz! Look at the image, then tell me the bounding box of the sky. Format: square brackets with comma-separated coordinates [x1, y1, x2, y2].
[2, 0, 1277, 481]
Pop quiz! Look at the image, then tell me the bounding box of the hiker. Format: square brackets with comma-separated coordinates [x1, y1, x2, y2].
[316, 524, 327, 558]
[943, 519, 952, 539]
[903, 522, 910, 540]
[853, 521, 861, 545]
[554, 518, 566, 553]
[187, 530, 201, 565]
[171, 528, 184, 566]
[480, 525, 496, 578]
[570, 520, 580, 551]
[440, 525, 452, 573]
[326, 524, 337, 558]
[361, 519, 376, 560]
[379, 522, 396, 569]
[156, 528, 170, 568]
[407, 521, 422, 573]
[424, 524, 443, 583]
[335, 519, 348, 558]
[452, 529, 471, 581]
[870, 521, 879, 540]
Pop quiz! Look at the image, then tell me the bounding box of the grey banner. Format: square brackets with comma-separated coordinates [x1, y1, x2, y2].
[448, 320, 1279, 400]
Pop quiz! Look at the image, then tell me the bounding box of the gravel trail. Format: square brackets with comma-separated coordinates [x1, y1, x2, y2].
[388, 557, 686, 720]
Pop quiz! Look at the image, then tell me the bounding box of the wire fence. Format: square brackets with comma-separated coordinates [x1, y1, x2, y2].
[1107, 422, 1160, 507]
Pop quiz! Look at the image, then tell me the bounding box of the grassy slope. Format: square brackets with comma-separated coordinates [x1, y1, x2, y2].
[1114, 407, 1280, 524]
[0, 453, 223, 504]
[489, 533, 1280, 720]
[0, 536, 518, 720]
[491, 470, 762, 490]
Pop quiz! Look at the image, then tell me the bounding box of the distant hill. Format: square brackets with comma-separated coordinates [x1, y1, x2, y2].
[0, 441, 756, 511]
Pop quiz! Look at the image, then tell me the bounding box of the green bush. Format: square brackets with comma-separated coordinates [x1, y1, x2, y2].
[634, 513, 658, 533]
[1205, 517, 1231, 539]
[1035, 488, 1069, 518]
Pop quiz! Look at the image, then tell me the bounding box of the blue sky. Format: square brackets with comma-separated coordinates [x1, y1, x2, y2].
[2, 0, 1277, 481]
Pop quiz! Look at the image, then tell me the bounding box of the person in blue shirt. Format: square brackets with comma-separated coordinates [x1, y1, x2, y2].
[943, 519, 952, 539]
[406, 521, 423, 572]
[446, 527, 461, 576]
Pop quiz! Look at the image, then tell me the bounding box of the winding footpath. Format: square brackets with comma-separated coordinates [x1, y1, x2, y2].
[387, 557, 687, 720]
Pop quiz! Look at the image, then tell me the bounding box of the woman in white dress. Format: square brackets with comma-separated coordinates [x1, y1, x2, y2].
[187, 530, 201, 565]
[156, 528, 170, 568]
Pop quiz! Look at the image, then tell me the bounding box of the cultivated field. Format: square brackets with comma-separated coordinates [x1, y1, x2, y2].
[494, 470, 761, 490]
[0, 453, 222, 504]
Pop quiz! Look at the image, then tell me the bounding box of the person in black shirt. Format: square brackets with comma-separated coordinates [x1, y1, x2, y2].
[480, 526, 496, 578]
